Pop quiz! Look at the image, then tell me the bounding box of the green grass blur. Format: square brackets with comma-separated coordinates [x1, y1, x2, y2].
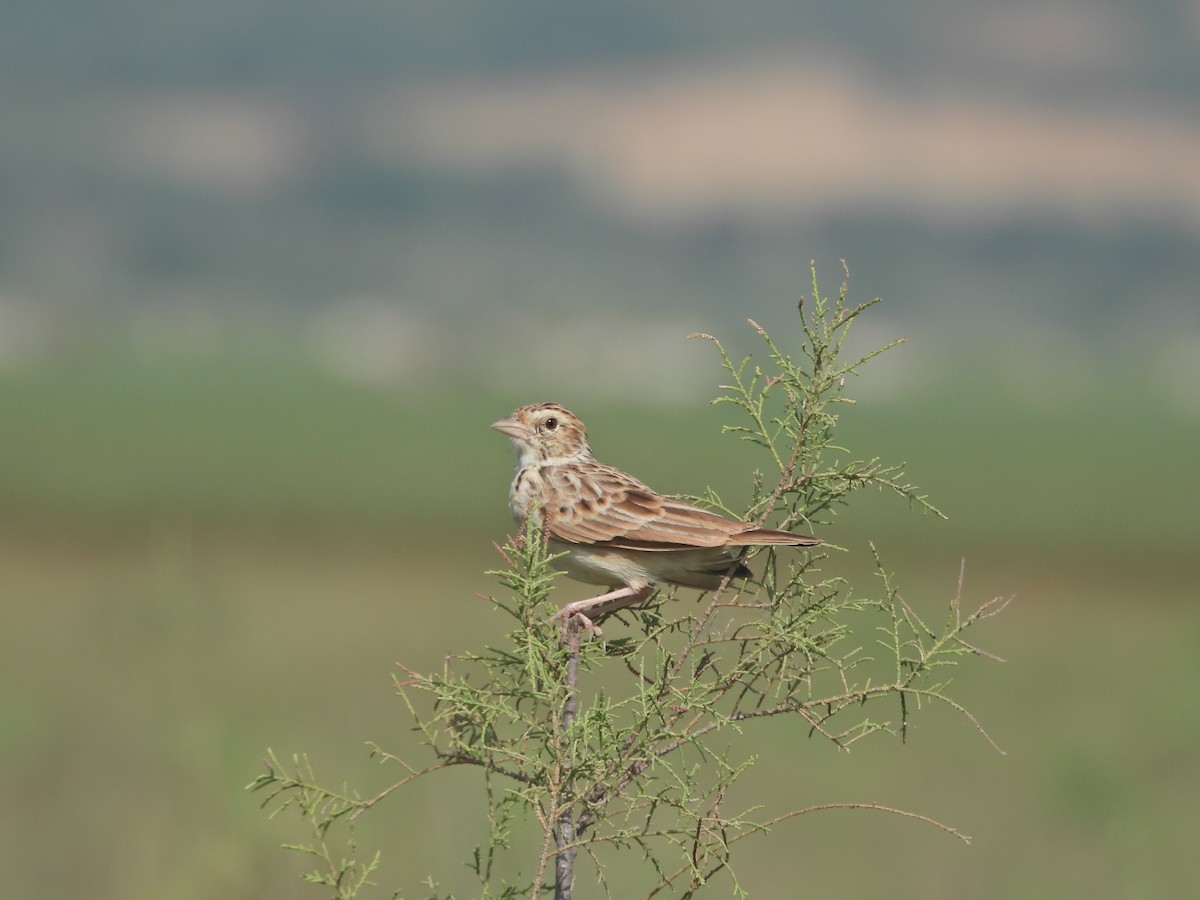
[1, 344, 1197, 898]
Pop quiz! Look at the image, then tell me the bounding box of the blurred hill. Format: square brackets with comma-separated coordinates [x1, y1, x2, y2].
[2, 1, 1198, 386]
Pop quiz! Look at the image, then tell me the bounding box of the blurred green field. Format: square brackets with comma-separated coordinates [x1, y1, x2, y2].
[2, 344, 1198, 898]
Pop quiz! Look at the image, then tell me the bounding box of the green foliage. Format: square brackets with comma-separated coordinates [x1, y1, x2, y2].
[688, 262, 941, 532]
[250, 266, 1007, 898]
[251, 751, 386, 900]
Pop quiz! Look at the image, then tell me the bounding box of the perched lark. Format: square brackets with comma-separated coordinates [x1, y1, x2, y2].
[492, 402, 820, 632]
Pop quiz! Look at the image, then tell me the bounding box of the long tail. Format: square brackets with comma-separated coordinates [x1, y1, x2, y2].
[733, 526, 821, 547]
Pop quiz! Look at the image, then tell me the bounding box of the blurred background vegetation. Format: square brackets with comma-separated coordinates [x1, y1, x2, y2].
[1, 1, 1198, 897]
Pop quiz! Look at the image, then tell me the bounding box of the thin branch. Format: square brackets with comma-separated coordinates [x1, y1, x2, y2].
[555, 621, 583, 900]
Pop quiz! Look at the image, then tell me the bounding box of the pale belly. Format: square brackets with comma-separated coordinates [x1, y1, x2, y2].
[548, 540, 748, 592]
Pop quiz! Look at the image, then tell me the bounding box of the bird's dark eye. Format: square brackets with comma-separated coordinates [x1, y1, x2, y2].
[544, 417, 558, 430]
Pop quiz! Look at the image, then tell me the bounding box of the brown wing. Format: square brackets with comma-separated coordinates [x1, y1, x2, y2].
[540, 463, 818, 550]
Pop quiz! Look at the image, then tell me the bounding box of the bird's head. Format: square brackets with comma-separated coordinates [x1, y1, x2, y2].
[491, 403, 593, 467]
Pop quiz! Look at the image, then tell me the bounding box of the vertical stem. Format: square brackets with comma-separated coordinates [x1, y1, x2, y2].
[555, 622, 581, 900]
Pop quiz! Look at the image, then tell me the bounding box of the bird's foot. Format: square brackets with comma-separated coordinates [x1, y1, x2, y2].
[550, 585, 653, 640]
[554, 609, 603, 640]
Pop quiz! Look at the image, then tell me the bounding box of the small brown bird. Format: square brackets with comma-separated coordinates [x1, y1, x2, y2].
[492, 402, 820, 632]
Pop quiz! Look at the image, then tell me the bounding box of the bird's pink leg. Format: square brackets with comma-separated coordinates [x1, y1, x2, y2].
[551, 585, 654, 637]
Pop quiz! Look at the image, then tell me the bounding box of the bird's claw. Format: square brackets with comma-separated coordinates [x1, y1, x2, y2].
[552, 606, 603, 640]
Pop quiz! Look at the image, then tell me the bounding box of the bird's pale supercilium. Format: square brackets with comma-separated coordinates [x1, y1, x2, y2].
[491, 402, 820, 633]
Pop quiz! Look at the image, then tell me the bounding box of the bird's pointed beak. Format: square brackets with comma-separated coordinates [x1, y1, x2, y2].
[491, 416, 531, 441]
